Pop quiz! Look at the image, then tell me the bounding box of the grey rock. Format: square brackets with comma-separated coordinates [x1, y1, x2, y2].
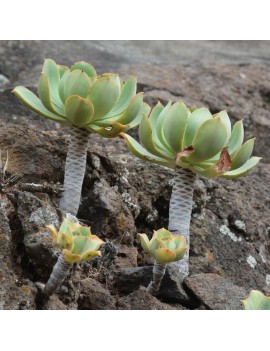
[0, 198, 37, 309]
[16, 191, 60, 278]
[185, 273, 249, 310]
[111, 266, 191, 304]
[117, 286, 184, 310]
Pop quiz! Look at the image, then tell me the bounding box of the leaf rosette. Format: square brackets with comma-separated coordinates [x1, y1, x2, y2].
[13, 59, 150, 137]
[47, 217, 104, 264]
[121, 101, 261, 178]
[139, 228, 187, 264]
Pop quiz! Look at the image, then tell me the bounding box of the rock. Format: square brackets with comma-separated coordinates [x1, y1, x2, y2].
[111, 266, 192, 305]
[117, 286, 184, 310]
[1, 41, 270, 309]
[185, 273, 249, 310]
[43, 294, 68, 310]
[78, 278, 116, 310]
[16, 191, 60, 278]
[0, 197, 37, 309]
[114, 245, 138, 268]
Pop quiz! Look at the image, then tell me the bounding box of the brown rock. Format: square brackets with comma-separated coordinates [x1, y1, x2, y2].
[114, 245, 138, 268]
[78, 278, 116, 310]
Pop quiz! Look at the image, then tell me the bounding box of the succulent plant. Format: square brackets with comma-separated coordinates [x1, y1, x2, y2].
[139, 228, 186, 295]
[47, 216, 104, 264]
[13, 59, 150, 215]
[13, 59, 149, 137]
[139, 228, 186, 264]
[121, 101, 260, 178]
[122, 100, 261, 284]
[242, 290, 270, 310]
[44, 215, 104, 297]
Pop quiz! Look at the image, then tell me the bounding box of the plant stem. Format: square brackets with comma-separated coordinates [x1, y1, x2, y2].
[44, 254, 72, 297]
[146, 260, 166, 295]
[168, 167, 196, 280]
[59, 126, 89, 215]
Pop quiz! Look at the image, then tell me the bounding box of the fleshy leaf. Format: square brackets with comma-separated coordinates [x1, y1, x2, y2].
[120, 133, 174, 168]
[88, 122, 126, 138]
[57, 232, 74, 251]
[228, 120, 244, 157]
[63, 70, 92, 100]
[138, 234, 151, 254]
[153, 248, 177, 264]
[38, 73, 65, 116]
[70, 61, 97, 78]
[65, 95, 94, 126]
[230, 138, 255, 170]
[12, 86, 67, 123]
[126, 102, 151, 130]
[46, 225, 58, 242]
[222, 157, 261, 178]
[185, 116, 228, 164]
[42, 59, 63, 109]
[62, 249, 82, 264]
[217, 111, 231, 146]
[139, 113, 170, 158]
[163, 101, 189, 152]
[88, 77, 120, 119]
[183, 108, 212, 147]
[105, 77, 137, 117]
[81, 250, 101, 262]
[242, 290, 270, 310]
[116, 93, 143, 125]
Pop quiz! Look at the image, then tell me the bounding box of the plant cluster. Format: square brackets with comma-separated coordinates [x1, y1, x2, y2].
[12, 58, 263, 307]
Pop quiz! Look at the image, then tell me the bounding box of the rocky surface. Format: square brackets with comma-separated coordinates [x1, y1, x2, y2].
[0, 40, 270, 310]
[185, 273, 249, 310]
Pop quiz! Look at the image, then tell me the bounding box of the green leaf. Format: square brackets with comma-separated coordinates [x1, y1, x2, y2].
[231, 138, 255, 170]
[88, 77, 120, 119]
[149, 102, 164, 130]
[63, 70, 92, 101]
[57, 65, 69, 78]
[138, 234, 151, 254]
[163, 101, 189, 152]
[42, 59, 63, 109]
[222, 157, 261, 178]
[38, 73, 65, 116]
[120, 133, 174, 168]
[126, 102, 151, 129]
[228, 120, 244, 157]
[64, 95, 94, 127]
[70, 61, 97, 78]
[105, 77, 137, 117]
[12, 86, 67, 123]
[217, 111, 231, 146]
[58, 69, 70, 103]
[184, 108, 212, 147]
[87, 122, 126, 138]
[72, 236, 92, 254]
[115, 93, 143, 125]
[242, 290, 270, 310]
[139, 113, 170, 158]
[185, 117, 228, 164]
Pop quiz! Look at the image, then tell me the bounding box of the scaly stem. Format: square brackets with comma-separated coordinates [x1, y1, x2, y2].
[168, 167, 196, 280]
[146, 260, 166, 295]
[44, 254, 72, 297]
[59, 126, 89, 215]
